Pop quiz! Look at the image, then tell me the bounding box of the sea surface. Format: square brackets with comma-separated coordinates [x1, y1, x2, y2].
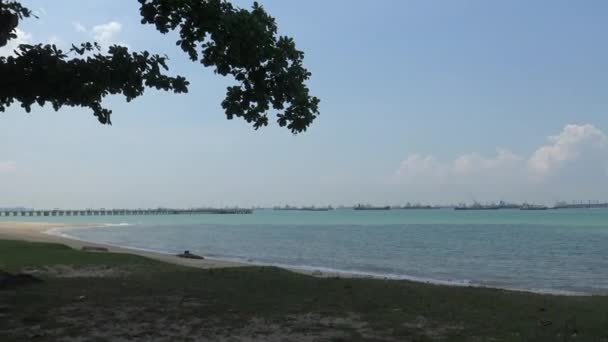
[4, 208, 608, 295]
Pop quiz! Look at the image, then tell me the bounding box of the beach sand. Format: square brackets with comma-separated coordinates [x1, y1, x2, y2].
[0, 221, 244, 269]
[0, 221, 351, 278]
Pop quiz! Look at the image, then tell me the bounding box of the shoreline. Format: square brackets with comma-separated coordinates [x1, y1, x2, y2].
[41, 223, 396, 280]
[0, 221, 244, 269]
[0, 221, 596, 297]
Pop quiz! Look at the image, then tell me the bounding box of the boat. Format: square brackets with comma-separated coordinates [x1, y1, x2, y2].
[520, 204, 548, 210]
[299, 206, 333, 211]
[394, 205, 438, 210]
[454, 202, 501, 210]
[273, 205, 333, 211]
[353, 204, 391, 211]
[454, 206, 500, 210]
[273, 205, 298, 211]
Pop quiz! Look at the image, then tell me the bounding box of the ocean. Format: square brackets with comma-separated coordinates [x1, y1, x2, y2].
[5, 208, 608, 295]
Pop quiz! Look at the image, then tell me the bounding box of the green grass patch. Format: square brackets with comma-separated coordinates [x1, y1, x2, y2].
[1, 239, 608, 341]
[0, 239, 165, 271]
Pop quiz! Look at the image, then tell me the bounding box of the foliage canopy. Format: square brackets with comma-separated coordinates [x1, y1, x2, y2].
[0, 0, 319, 132]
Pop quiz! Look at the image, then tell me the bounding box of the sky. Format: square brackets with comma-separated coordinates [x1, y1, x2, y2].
[1, 0, 607, 208]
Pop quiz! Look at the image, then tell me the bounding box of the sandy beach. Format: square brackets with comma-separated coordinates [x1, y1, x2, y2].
[0, 221, 349, 278]
[0, 221, 245, 269]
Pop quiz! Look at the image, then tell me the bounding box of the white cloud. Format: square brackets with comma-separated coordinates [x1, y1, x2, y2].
[395, 148, 525, 199]
[73, 22, 87, 33]
[528, 124, 608, 176]
[92, 21, 123, 47]
[394, 124, 608, 203]
[0, 161, 17, 174]
[397, 148, 522, 180]
[453, 149, 522, 175]
[0, 28, 66, 55]
[48, 35, 65, 47]
[397, 154, 443, 179]
[73, 21, 127, 49]
[0, 29, 32, 57]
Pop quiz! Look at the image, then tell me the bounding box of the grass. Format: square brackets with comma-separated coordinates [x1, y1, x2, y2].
[1, 239, 608, 341]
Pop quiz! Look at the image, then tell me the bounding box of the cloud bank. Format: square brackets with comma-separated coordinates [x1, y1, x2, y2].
[528, 124, 608, 176]
[394, 124, 608, 203]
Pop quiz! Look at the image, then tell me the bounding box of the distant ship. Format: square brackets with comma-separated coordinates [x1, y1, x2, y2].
[520, 204, 548, 210]
[394, 205, 438, 210]
[299, 206, 333, 211]
[273, 206, 295, 211]
[353, 204, 391, 211]
[454, 205, 500, 211]
[454, 201, 520, 210]
[273, 206, 333, 211]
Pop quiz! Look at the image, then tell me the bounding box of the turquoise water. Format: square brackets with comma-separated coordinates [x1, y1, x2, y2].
[4, 209, 608, 294]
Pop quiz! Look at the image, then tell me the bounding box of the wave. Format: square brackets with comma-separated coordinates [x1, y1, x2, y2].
[161, 254, 591, 296]
[248, 261, 589, 295]
[44, 222, 136, 245]
[263, 262, 473, 284]
[101, 222, 134, 227]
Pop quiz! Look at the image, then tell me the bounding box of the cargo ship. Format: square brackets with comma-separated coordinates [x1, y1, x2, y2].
[520, 204, 548, 210]
[353, 204, 391, 211]
[454, 201, 520, 210]
[273, 206, 333, 211]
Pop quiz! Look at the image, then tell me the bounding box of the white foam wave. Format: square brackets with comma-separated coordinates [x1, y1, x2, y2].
[274, 263, 471, 283]
[176, 257, 593, 295]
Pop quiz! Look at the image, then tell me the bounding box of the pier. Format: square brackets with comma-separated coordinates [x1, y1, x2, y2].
[0, 208, 253, 217]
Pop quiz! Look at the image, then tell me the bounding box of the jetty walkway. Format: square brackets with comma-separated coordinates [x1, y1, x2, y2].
[0, 208, 253, 217]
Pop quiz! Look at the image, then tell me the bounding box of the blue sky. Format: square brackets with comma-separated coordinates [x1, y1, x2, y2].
[1, 0, 607, 208]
